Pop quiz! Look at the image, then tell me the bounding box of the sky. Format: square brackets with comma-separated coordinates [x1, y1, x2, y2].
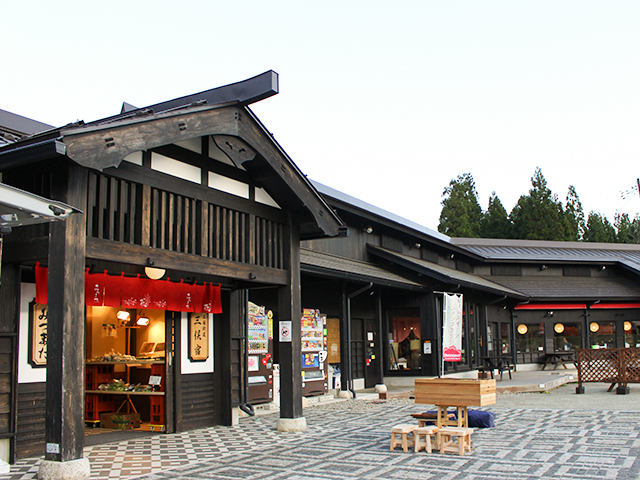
[3, 1, 640, 233]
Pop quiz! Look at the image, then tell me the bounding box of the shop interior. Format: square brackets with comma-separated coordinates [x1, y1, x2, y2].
[85, 307, 166, 434]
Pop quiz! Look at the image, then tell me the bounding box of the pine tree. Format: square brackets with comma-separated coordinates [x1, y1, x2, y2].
[480, 192, 512, 238]
[438, 173, 483, 238]
[565, 185, 585, 241]
[509, 167, 572, 241]
[614, 212, 640, 244]
[584, 212, 617, 243]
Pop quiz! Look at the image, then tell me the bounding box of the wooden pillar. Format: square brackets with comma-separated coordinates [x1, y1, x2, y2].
[277, 216, 304, 430]
[214, 289, 237, 426]
[43, 165, 87, 464]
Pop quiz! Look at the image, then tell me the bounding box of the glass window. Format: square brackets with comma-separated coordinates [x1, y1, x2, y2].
[516, 323, 545, 354]
[624, 321, 640, 348]
[500, 323, 512, 354]
[388, 316, 421, 371]
[589, 321, 615, 349]
[553, 322, 581, 351]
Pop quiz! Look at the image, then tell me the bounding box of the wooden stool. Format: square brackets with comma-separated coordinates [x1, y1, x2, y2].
[414, 425, 439, 453]
[390, 424, 417, 453]
[438, 427, 474, 455]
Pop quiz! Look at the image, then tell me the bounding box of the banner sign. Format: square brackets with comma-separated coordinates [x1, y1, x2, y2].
[442, 293, 463, 362]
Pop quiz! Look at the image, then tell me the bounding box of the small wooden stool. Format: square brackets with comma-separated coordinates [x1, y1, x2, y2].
[438, 427, 474, 455]
[414, 425, 439, 453]
[390, 424, 417, 453]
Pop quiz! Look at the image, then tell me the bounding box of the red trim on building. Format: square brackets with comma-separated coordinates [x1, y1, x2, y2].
[589, 303, 640, 309]
[515, 303, 587, 310]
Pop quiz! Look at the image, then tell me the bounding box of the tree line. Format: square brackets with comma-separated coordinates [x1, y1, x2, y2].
[438, 167, 640, 243]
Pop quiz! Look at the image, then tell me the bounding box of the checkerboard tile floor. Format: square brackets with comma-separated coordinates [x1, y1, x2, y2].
[5, 402, 640, 480]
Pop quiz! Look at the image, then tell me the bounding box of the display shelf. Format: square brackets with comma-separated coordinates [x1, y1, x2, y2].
[85, 390, 165, 396]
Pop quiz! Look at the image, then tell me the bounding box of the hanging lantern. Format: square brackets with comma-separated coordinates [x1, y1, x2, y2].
[554, 323, 565, 334]
[517, 324, 528, 335]
[590, 322, 600, 333]
[624, 321, 632, 332]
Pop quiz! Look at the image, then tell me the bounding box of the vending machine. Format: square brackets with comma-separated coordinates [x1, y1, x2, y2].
[301, 309, 328, 396]
[247, 302, 273, 404]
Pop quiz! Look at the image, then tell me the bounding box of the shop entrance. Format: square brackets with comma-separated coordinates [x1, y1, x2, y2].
[85, 306, 170, 436]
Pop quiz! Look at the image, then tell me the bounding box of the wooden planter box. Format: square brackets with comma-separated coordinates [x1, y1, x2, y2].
[414, 378, 496, 407]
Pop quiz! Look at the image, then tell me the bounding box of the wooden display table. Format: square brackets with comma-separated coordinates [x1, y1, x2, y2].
[414, 378, 496, 428]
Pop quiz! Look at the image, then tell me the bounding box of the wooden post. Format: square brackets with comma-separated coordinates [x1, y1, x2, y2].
[276, 215, 305, 430]
[43, 165, 87, 463]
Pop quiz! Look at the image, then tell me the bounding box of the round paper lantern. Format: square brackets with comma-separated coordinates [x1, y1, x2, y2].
[517, 324, 528, 335]
[554, 323, 565, 334]
[590, 322, 600, 333]
[624, 321, 632, 332]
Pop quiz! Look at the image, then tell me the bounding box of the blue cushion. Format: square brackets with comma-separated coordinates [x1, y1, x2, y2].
[467, 410, 495, 428]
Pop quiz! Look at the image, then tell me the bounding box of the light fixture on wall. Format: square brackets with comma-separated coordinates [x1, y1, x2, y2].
[116, 310, 130, 321]
[363, 226, 373, 234]
[517, 324, 528, 335]
[624, 321, 632, 332]
[145, 258, 166, 280]
[554, 323, 564, 334]
[540, 265, 548, 271]
[590, 322, 600, 333]
[546, 311, 554, 317]
[137, 312, 150, 326]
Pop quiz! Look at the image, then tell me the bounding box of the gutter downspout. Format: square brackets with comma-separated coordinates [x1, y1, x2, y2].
[347, 282, 374, 399]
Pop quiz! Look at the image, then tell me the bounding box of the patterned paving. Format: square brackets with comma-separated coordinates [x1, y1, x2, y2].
[5, 400, 640, 480]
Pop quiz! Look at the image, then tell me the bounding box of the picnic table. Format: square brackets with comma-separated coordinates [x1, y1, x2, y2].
[479, 355, 515, 380]
[541, 351, 575, 370]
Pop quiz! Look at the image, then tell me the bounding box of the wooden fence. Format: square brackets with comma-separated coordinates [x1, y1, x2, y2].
[575, 348, 640, 394]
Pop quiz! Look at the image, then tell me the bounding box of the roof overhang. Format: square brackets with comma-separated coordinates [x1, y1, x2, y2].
[367, 244, 528, 300]
[301, 248, 425, 291]
[0, 182, 81, 232]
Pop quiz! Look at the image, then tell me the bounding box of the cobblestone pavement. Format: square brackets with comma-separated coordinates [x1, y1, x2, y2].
[6, 386, 640, 480]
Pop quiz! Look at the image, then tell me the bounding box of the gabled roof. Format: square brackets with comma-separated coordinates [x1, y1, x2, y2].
[367, 244, 527, 300]
[0, 73, 344, 239]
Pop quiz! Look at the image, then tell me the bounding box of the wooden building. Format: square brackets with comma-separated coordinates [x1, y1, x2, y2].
[302, 182, 640, 388]
[0, 72, 344, 472]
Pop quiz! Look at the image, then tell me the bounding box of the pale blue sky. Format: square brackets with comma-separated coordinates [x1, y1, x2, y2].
[3, 1, 639, 232]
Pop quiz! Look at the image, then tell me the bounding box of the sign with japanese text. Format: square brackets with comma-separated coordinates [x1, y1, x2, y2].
[189, 312, 209, 362]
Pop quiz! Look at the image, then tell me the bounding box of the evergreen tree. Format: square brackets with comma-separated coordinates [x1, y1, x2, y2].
[614, 212, 640, 244]
[479, 192, 512, 238]
[438, 173, 483, 237]
[584, 211, 617, 243]
[509, 167, 572, 241]
[565, 185, 585, 241]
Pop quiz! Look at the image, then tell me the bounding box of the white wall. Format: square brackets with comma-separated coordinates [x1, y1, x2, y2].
[18, 283, 46, 384]
[180, 312, 214, 374]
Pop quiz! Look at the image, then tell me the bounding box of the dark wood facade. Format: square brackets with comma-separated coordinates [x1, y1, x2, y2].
[301, 183, 640, 388]
[0, 75, 343, 464]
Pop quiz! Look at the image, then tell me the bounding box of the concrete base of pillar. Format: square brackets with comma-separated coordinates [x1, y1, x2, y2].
[276, 417, 307, 432]
[338, 390, 353, 399]
[375, 384, 387, 394]
[38, 457, 90, 480]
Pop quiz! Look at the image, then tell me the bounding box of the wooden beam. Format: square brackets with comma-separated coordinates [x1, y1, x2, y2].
[62, 106, 240, 171]
[86, 238, 289, 285]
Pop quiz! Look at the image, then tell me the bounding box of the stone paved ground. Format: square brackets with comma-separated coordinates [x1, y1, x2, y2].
[7, 385, 640, 480]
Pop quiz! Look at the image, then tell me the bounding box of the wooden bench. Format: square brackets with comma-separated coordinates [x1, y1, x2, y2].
[390, 424, 417, 453]
[438, 426, 474, 455]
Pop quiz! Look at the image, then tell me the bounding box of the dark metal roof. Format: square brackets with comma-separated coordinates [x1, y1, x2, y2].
[311, 180, 454, 243]
[367, 245, 527, 299]
[300, 248, 425, 291]
[451, 238, 640, 273]
[483, 275, 640, 302]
